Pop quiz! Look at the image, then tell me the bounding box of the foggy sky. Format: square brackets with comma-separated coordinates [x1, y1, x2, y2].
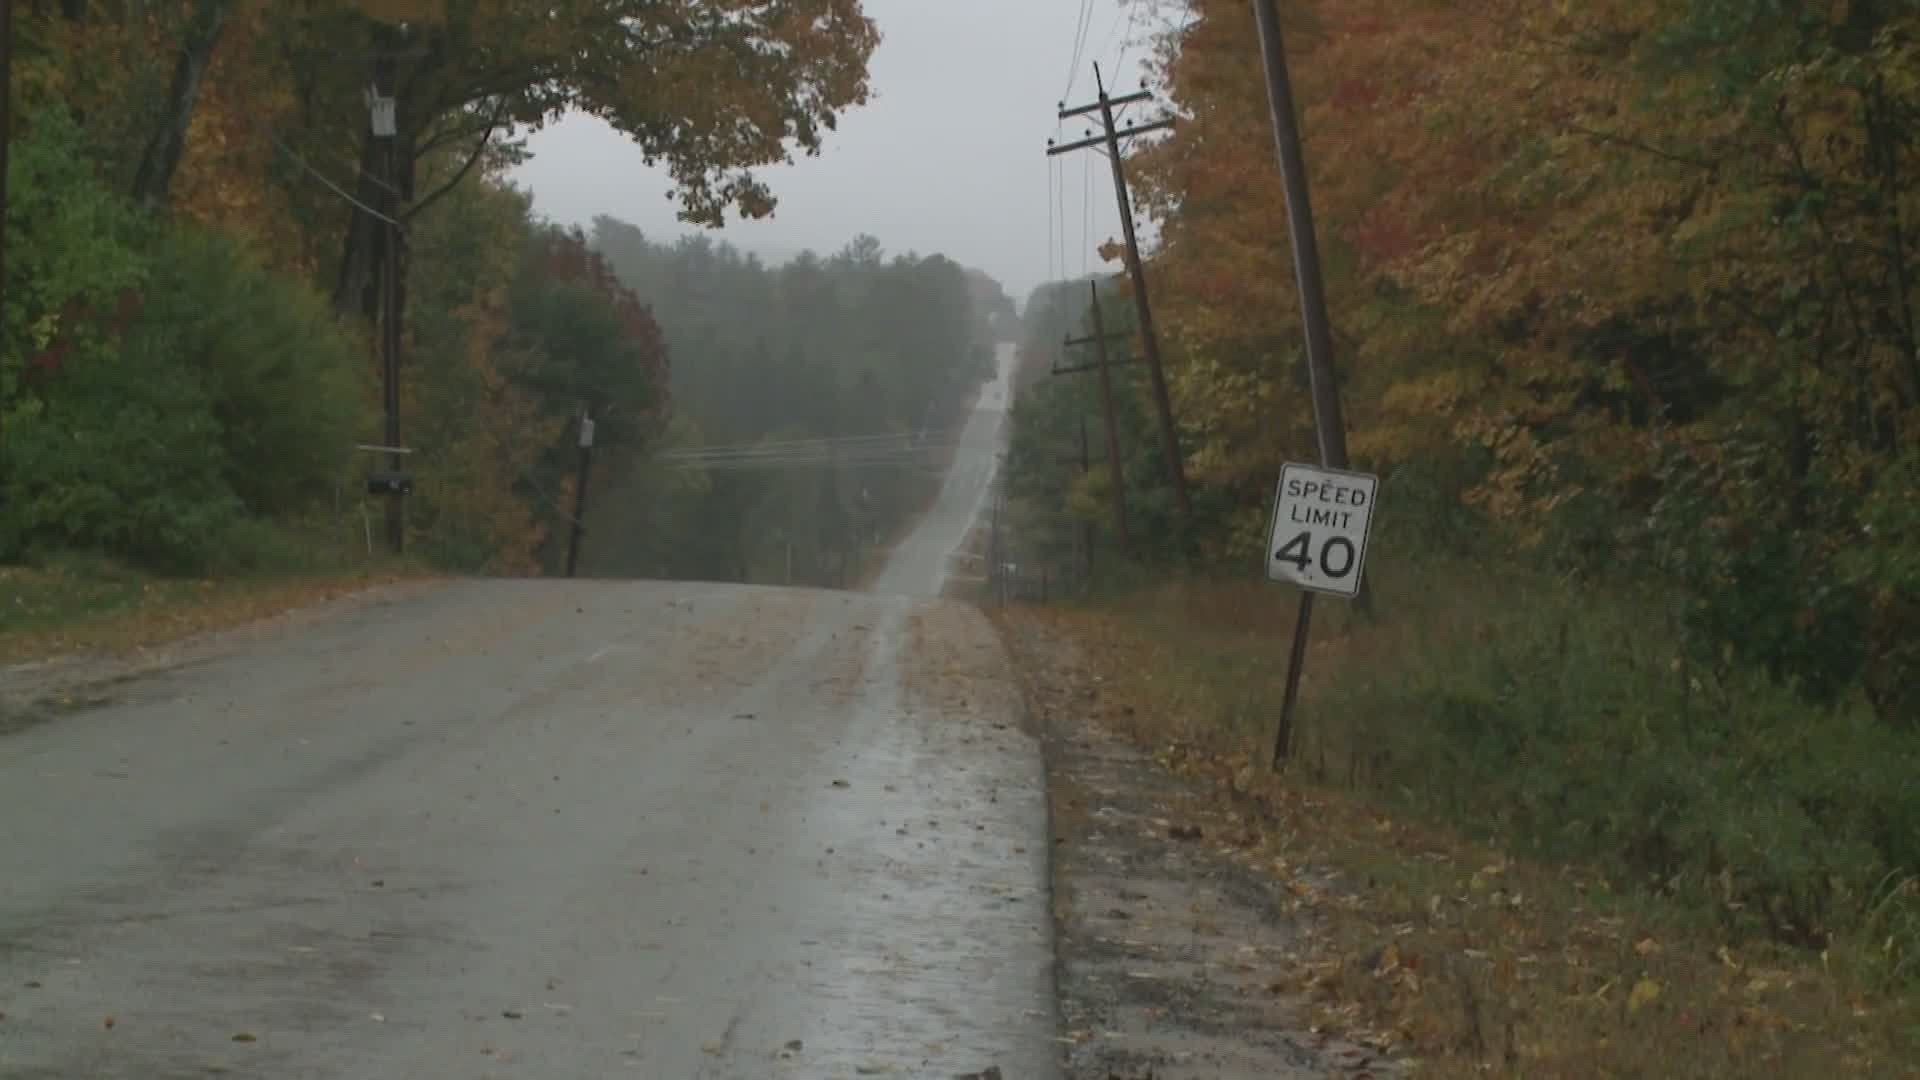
[507, 0, 1168, 303]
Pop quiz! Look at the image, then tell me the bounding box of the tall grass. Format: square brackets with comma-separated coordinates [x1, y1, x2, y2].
[1092, 555, 1920, 986]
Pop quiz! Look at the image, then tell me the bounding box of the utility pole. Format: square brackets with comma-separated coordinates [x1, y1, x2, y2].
[1059, 283, 1133, 551]
[1252, 0, 1358, 767]
[1045, 421, 1101, 593]
[1049, 63, 1192, 525]
[565, 410, 595, 578]
[1077, 415, 1094, 584]
[370, 57, 405, 555]
[1, 0, 12, 409]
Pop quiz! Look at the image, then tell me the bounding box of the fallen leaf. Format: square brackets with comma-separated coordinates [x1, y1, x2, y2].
[1374, 943, 1401, 975]
[1628, 977, 1662, 1014]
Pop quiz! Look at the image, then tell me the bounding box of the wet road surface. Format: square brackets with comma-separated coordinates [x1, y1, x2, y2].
[0, 348, 1057, 1077]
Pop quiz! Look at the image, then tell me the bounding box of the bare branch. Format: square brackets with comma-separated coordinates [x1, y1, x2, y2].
[402, 99, 506, 221]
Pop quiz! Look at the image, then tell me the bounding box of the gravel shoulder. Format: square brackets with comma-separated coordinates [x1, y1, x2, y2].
[992, 607, 1392, 1079]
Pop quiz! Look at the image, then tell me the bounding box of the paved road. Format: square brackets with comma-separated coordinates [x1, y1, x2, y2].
[870, 346, 1012, 597]
[0, 346, 1054, 1078]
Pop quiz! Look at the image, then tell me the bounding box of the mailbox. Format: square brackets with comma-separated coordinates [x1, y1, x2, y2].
[367, 471, 413, 497]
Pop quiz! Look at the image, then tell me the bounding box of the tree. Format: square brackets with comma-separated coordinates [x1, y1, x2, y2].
[255, 1, 880, 318]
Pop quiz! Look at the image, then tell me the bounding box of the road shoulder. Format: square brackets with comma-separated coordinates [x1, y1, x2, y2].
[0, 576, 443, 737]
[993, 607, 1391, 1079]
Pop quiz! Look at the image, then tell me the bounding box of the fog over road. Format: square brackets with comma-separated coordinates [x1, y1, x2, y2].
[0, 345, 1057, 1078]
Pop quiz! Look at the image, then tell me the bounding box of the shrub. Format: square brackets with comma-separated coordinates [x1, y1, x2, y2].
[122, 226, 370, 516]
[2, 351, 240, 572]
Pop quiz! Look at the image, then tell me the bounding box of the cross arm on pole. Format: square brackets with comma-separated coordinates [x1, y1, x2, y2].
[1058, 88, 1153, 120]
[1052, 357, 1136, 376]
[1046, 117, 1175, 157]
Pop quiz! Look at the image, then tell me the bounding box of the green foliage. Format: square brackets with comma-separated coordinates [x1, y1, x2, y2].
[3, 348, 241, 572]
[1, 107, 149, 418]
[2, 108, 365, 573]
[1311, 561, 1920, 966]
[121, 226, 371, 515]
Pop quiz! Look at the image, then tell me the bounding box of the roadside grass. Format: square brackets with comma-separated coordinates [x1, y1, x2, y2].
[1, 536, 433, 667]
[995, 558, 1920, 1077]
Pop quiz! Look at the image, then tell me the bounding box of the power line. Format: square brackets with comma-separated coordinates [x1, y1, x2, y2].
[265, 127, 403, 229]
[1062, 0, 1096, 100]
[1097, 0, 1131, 69]
[1113, 0, 1145, 84]
[1082, 151, 1093, 276]
[1056, 139, 1068, 284]
[1048, 64, 1192, 525]
[1052, 155, 1067, 288]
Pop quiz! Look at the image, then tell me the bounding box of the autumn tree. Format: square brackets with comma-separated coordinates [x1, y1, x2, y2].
[245, 0, 880, 321]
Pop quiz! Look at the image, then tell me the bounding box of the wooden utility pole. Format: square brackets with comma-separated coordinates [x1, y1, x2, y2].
[370, 56, 406, 555]
[1252, 0, 1357, 767]
[1059, 283, 1133, 550]
[1, 0, 12, 389]
[1077, 415, 1095, 583]
[1048, 420, 1102, 592]
[565, 410, 595, 578]
[1049, 63, 1192, 524]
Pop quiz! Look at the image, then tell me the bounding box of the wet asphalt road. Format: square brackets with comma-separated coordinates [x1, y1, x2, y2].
[0, 348, 1057, 1078]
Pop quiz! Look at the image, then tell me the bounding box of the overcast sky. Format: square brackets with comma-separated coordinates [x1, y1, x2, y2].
[507, 0, 1168, 304]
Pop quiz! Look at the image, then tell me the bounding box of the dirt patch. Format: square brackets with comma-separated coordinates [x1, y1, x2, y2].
[994, 608, 1391, 1079]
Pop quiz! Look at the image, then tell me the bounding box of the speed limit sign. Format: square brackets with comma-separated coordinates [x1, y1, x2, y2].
[1265, 462, 1378, 598]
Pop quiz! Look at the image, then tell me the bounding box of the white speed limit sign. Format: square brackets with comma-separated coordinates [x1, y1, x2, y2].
[1265, 462, 1378, 598]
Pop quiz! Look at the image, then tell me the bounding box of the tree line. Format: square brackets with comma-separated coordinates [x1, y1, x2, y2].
[1005, 0, 1920, 961]
[1, 1, 953, 580]
[582, 222, 1012, 585]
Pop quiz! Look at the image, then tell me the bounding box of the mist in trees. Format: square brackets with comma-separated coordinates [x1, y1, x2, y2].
[580, 220, 1015, 585]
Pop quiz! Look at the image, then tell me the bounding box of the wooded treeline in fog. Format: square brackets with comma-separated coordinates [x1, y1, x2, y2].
[0, 0, 1008, 584]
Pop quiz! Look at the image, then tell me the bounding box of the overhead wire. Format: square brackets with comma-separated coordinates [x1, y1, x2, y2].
[1113, 0, 1145, 87]
[1082, 151, 1093, 277]
[1052, 148, 1067, 290]
[1057, 139, 1068, 282]
[1062, 0, 1096, 100]
[1096, 0, 1130, 66]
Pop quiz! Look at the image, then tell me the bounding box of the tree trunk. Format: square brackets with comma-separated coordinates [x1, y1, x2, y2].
[130, 0, 233, 213]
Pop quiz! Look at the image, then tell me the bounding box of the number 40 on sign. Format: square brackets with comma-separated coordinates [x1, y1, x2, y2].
[1266, 463, 1379, 599]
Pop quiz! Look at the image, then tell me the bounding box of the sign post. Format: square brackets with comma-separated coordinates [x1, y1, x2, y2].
[1265, 463, 1378, 768]
[1250, 0, 1367, 767]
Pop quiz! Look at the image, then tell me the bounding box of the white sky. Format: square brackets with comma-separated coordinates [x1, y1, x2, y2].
[507, 0, 1169, 303]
